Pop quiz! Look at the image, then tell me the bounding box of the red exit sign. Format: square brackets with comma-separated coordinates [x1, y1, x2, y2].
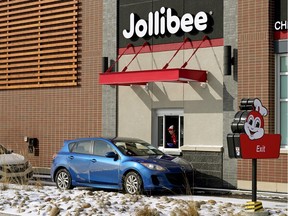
[240, 134, 281, 159]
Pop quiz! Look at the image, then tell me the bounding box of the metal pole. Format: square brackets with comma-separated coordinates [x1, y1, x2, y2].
[252, 159, 257, 202]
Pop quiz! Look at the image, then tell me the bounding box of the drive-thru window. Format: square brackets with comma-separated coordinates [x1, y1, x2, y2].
[153, 109, 184, 154]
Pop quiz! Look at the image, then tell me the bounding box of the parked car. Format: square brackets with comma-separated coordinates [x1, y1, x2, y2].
[51, 137, 194, 194]
[0, 144, 33, 184]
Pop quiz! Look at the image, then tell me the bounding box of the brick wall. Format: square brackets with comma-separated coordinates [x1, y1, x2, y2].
[237, 1, 287, 185]
[238, 154, 288, 183]
[0, 0, 103, 167]
[238, 0, 275, 132]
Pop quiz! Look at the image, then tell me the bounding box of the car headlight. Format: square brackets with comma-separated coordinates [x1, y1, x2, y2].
[140, 163, 166, 171]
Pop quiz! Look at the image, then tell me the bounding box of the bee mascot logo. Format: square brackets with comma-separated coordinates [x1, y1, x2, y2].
[244, 99, 268, 140]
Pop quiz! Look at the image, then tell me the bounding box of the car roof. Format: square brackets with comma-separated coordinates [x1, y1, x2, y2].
[112, 137, 146, 143]
[64, 137, 145, 143]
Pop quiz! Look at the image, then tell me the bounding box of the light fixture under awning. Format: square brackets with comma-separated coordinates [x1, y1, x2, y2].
[99, 68, 207, 85]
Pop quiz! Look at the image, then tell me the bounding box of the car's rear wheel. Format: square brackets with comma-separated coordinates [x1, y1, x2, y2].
[124, 171, 143, 195]
[55, 169, 73, 190]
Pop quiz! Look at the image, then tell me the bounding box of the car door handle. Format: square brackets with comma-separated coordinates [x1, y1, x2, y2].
[68, 156, 74, 160]
[91, 159, 97, 163]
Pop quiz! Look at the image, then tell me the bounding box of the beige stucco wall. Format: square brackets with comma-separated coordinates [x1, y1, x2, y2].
[118, 46, 224, 149]
[238, 180, 288, 193]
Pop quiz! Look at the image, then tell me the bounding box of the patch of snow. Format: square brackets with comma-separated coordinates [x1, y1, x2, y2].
[0, 183, 287, 216]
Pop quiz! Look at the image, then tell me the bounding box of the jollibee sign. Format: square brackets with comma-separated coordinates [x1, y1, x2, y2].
[123, 7, 209, 39]
[228, 98, 282, 212]
[227, 98, 281, 159]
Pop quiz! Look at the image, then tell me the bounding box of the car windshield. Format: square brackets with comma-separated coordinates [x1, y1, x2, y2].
[113, 140, 164, 156]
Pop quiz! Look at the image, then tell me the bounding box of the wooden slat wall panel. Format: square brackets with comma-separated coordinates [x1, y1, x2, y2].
[0, 0, 78, 90]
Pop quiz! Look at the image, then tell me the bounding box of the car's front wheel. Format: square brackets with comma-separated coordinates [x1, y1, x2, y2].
[123, 171, 143, 195]
[55, 169, 73, 190]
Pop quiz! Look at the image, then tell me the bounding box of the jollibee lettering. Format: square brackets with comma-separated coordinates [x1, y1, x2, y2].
[123, 7, 209, 39]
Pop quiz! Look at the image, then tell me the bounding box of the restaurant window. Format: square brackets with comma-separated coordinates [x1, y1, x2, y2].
[153, 109, 184, 150]
[277, 54, 288, 148]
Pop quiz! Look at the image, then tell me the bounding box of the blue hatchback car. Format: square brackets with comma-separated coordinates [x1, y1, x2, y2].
[51, 137, 194, 194]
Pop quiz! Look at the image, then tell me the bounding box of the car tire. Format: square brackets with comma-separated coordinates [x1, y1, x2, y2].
[55, 169, 73, 190]
[123, 171, 143, 195]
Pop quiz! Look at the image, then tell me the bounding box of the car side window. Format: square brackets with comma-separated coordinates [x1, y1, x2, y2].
[68, 142, 76, 152]
[72, 141, 93, 154]
[93, 140, 114, 156]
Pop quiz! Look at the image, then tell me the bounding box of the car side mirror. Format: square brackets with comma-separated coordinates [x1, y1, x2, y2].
[105, 151, 118, 159]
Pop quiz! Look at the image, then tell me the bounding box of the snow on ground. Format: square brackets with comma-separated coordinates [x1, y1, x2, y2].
[0, 183, 287, 216]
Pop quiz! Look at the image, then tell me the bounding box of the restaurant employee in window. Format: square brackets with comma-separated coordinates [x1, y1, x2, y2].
[167, 125, 177, 148]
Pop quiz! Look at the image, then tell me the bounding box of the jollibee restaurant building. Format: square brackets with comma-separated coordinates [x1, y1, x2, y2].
[101, 0, 288, 192]
[0, 0, 287, 193]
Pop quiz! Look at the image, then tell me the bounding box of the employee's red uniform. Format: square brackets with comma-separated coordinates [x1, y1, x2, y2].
[171, 133, 177, 145]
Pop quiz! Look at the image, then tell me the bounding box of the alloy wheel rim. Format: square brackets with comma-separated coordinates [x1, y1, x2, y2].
[126, 175, 139, 194]
[57, 172, 69, 189]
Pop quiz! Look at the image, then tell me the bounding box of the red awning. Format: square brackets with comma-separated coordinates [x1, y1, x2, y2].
[100, 37, 209, 86]
[99, 68, 207, 85]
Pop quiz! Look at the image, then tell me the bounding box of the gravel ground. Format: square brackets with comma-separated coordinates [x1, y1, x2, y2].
[0, 184, 287, 216]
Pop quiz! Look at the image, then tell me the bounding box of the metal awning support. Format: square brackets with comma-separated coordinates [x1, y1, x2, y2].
[106, 43, 133, 72]
[181, 35, 208, 69]
[99, 37, 210, 86]
[121, 42, 150, 72]
[162, 38, 191, 69]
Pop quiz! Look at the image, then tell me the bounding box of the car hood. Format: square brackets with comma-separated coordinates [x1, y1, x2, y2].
[131, 154, 193, 171]
[0, 153, 27, 165]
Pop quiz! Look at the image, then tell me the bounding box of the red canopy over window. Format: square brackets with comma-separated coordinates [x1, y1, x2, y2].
[99, 37, 209, 86]
[99, 68, 207, 85]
